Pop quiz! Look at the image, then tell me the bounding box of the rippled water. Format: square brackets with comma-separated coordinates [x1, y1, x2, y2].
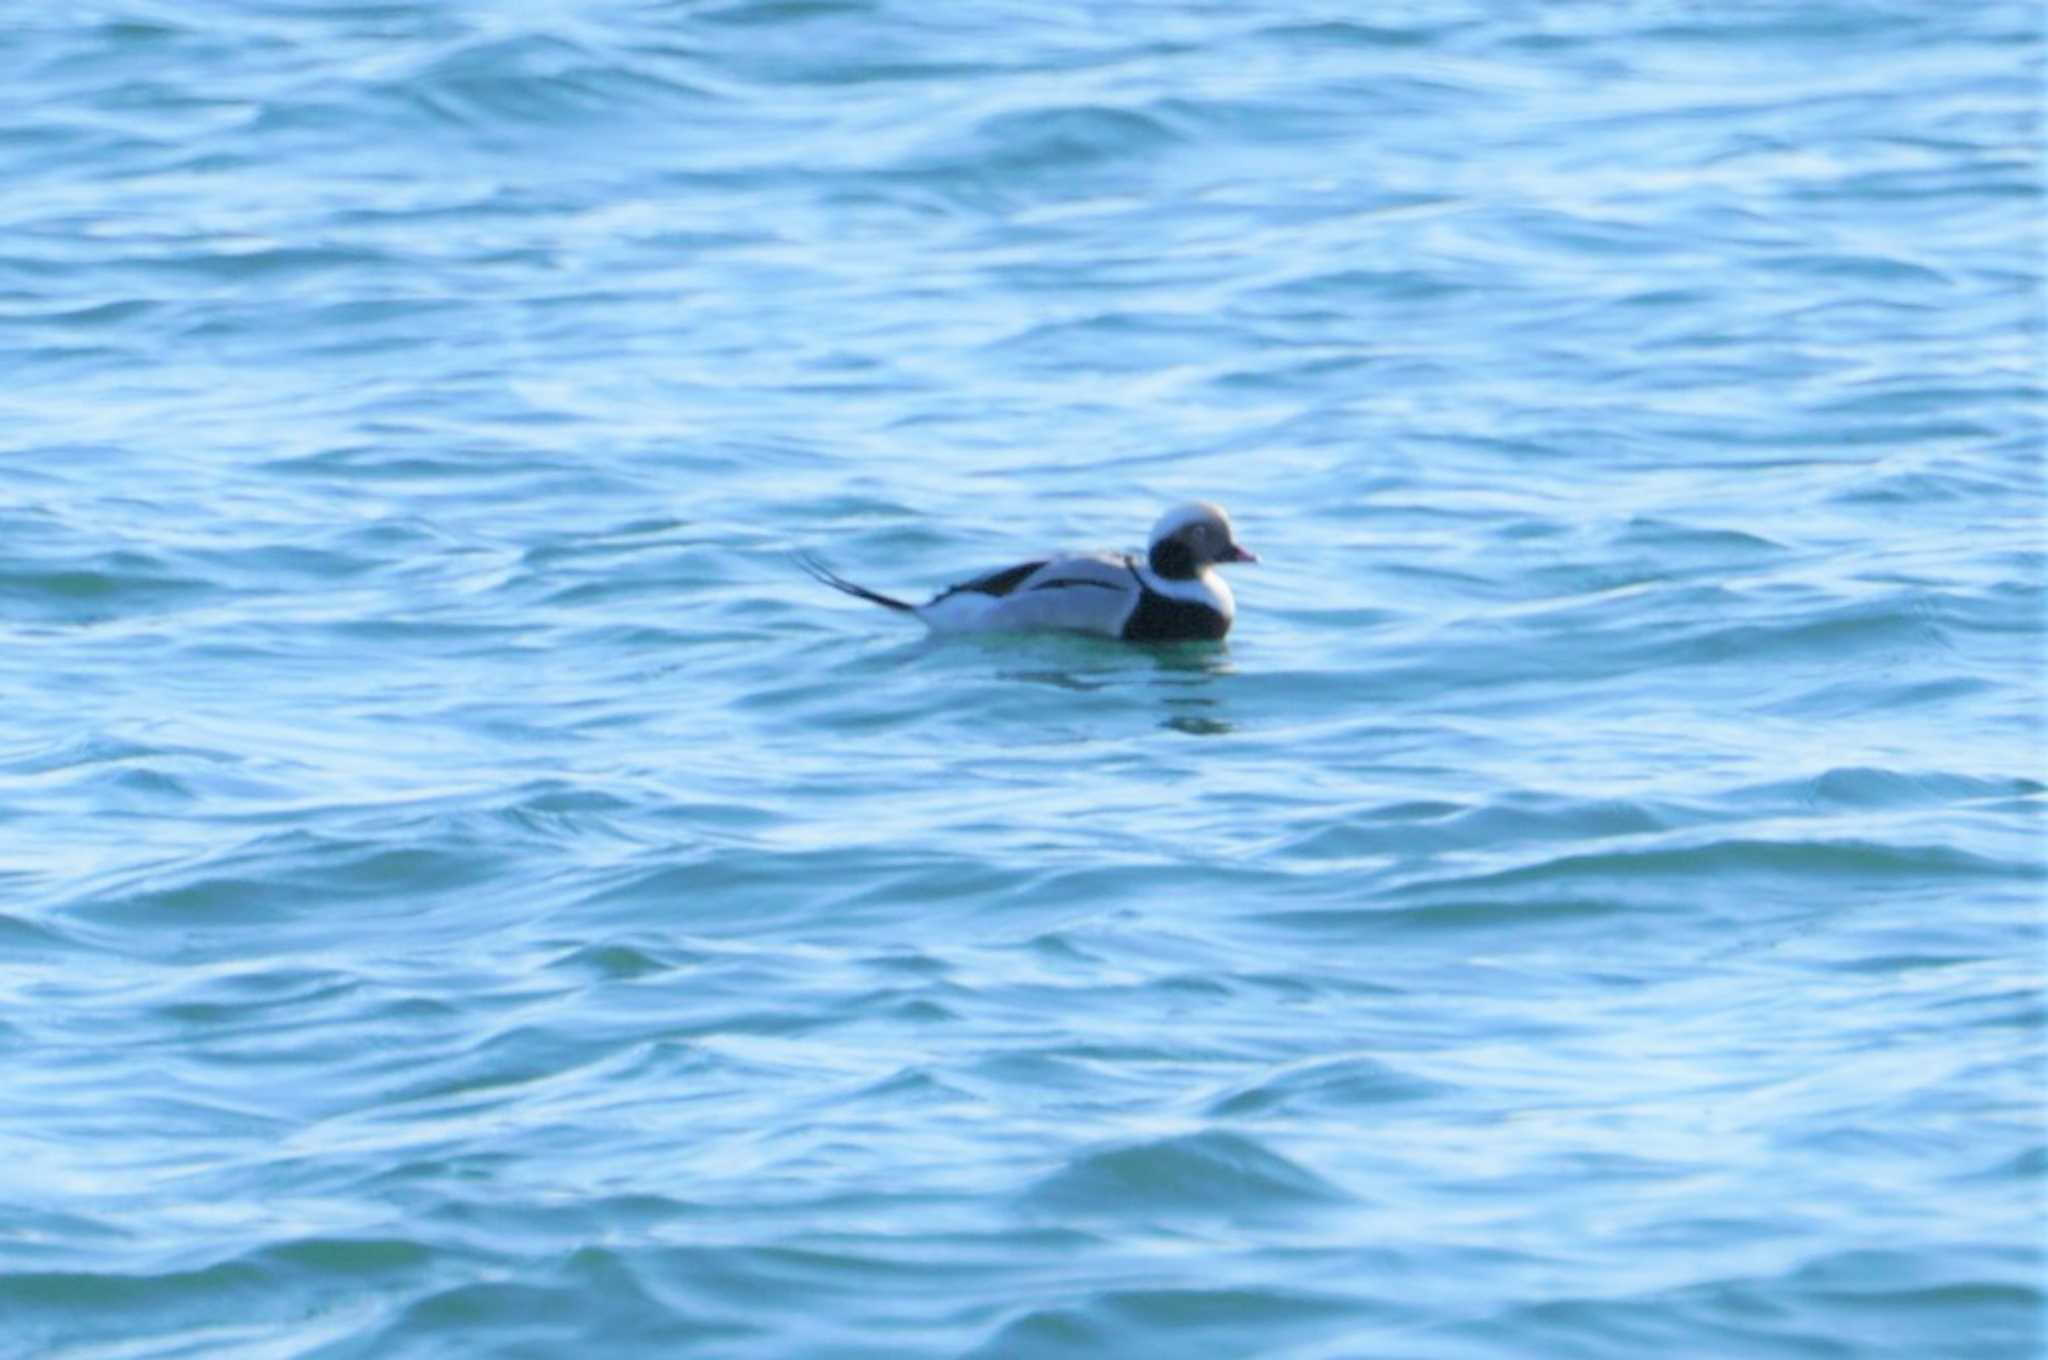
[4, 3, 2043, 1357]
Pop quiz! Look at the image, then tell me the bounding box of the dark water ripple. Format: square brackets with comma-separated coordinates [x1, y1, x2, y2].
[2, 0, 2042, 1357]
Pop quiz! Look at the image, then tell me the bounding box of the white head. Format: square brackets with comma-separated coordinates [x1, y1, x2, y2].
[1147, 502, 1258, 581]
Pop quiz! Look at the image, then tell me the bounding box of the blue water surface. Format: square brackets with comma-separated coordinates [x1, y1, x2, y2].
[2, 2, 2043, 1357]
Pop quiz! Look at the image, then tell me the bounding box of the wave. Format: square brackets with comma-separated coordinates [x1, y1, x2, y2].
[1205, 1052, 1451, 1117]
[1024, 1129, 1349, 1220]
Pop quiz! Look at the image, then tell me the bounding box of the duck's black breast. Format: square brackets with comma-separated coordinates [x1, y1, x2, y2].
[1120, 586, 1230, 642]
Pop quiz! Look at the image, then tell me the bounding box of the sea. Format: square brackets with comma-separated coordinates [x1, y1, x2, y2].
[2, 3, 2042, 1357]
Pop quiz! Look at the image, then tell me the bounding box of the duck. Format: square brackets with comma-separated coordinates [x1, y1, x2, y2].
[796, 502, 1256, 641]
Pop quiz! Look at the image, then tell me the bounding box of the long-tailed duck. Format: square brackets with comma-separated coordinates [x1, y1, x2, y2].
[797, 502, 1256, 641]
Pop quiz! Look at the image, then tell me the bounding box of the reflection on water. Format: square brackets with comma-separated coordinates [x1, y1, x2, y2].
[1148, 642, 1238, 734]
[1147, 642, 1237, 679]
[1003, 667, 1110, 692]
[982, 637, 1240, 731]
[1163, 710, 1233, 736]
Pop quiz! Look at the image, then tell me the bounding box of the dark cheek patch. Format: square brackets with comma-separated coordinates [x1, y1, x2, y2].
[1148, 537, 1198, 581]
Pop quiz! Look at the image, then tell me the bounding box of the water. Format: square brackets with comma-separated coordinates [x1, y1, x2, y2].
[3, 3, 2042, 1356]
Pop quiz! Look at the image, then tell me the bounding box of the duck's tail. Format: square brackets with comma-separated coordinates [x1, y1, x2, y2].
[794, 551, 915, 612]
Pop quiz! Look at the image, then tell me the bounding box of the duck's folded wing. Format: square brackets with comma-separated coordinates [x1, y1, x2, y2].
[929, 559, 1050, 603]
[972, 553, 1138, 636]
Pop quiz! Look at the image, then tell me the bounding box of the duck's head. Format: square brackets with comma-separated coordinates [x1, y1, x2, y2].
[1147, 502, 1257, 580]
